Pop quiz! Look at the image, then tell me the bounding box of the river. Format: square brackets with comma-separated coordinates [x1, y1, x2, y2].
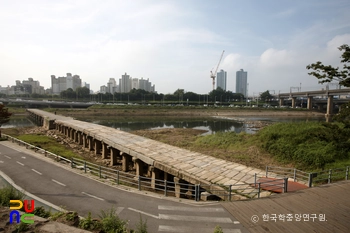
[3, 114, 326, 134]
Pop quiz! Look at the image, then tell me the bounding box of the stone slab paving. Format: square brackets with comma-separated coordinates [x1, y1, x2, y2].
[28, 109, 270, 195]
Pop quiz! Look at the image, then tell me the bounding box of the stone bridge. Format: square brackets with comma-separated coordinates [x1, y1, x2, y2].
[27, 109, 267, 200]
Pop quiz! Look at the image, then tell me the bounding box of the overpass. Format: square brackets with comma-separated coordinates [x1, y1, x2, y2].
[26, 109, 270, 200]
[278, 88, 350, 120]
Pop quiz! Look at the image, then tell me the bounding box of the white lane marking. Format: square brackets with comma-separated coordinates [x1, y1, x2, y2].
[158, 225, 242, 233]
[4, 155, 11, 159]
[116, 207, 124, 215]
[159, 214, 233, 223]
[16, 161, 24, 166]
[31, 169, 42, 175]
[52, 179, 66, 187]
[81, 192, 104, 201]
[0, 161, 3, 163]
[128, 207, 159, 219]
[21, 156, 26, 159]
[158, 205, 225, 212]
[233, 221, 240, 224]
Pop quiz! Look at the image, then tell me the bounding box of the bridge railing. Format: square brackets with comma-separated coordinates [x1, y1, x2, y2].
[310, 167, 349, 185]
[266, 165, 350, 187]
[266, 166, 310, 184]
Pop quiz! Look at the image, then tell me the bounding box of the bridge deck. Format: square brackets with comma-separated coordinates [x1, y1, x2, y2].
[27, 109, 269, 194]
[223, 180, 350, 232]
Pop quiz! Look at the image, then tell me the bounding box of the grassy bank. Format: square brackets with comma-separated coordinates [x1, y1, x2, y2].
[132, 122, 350, 171]
[16, 134, 78, 159]
[257, 122, 350, 170]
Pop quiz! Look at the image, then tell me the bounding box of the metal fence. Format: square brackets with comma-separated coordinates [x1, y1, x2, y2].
[2, 134, 349, 201]
[266, 166, 350, 187]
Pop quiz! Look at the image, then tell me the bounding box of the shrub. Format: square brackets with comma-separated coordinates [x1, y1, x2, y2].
[99, 207, 128, 233]
[0, 186, 25, 207]
[33, 206, 51, 218]
[135, 214, 148, 233]
[257, 122, 350, 169]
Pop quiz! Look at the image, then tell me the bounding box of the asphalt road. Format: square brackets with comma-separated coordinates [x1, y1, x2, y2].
[0, 141, 249, 233]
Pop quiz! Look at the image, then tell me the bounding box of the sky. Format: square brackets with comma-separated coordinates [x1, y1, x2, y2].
[0, 0, 350, 95]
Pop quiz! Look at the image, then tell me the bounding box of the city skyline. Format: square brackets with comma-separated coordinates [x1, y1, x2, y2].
[0, 1, 349, 94]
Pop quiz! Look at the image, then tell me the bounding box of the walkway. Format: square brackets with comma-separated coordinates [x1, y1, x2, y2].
[27, 109, 271, 199]
[223, 180, 350, 232]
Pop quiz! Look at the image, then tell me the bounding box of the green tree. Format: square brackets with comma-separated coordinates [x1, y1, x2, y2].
[0, 104, 12, 138]
[76, 87, 90, 100]
[260, 90, 274, 102]
[307, 44, 350, 124]
[306, 44, 350, 86]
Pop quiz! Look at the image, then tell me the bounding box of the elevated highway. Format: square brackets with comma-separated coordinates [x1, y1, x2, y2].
[278, 88, 350, 121]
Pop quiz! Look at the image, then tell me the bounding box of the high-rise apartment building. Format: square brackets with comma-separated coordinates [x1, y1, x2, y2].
[107, 78, 116, 94]
[216, 69, 227, 91]
[101, 74, 156, 94]
[120, 73, 132, 93]
[236, 69, 248, 97]
[51, 73, 81, 95]
[131, 78, 139, 90]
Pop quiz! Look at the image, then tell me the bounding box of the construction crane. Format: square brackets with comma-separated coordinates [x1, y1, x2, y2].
[210, 50, 225, 90]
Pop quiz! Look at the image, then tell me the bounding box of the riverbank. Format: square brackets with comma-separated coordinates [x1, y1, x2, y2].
[42, 106, 325, 118]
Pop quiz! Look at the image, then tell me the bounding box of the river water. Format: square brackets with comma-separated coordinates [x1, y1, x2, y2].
[3, 114, 325, 134]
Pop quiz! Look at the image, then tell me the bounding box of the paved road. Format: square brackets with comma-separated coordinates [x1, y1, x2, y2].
[0, 141, 249, 233]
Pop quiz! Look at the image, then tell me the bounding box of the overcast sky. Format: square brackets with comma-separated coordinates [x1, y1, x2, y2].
[1, 0, 350, 95]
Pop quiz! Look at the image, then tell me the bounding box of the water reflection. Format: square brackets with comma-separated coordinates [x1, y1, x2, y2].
[4, 115, 325, 135]
[2, 115, 34, 128]
[76, 116, 324, 134]
[85, 118, 246, 134]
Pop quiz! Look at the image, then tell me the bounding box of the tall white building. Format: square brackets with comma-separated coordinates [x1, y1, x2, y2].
[236, 69, 248, 97]
[216, 69, 227, 91]
[132, 78, 139, 90]
[107, 78, 117, 93]
[120, 73, 132, 93]
[51, 73, 81, 94]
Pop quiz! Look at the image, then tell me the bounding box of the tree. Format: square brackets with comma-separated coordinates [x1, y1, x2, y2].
[307, 44, 350, 124]
[0, 104, 12, 138]
[306, 44, 350, 87]
[260, 90, 274, 102]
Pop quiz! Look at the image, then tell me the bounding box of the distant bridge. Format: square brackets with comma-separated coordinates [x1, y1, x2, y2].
[278, 88, 350, 120]
[0, 98, 93, 108]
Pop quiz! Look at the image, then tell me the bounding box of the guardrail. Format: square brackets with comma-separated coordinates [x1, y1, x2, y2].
[266, 166, 350, 187]
[3, 134, 347, 200]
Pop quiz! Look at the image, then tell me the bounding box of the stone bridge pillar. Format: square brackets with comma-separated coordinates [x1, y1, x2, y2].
[134, 159, 145, 176]
[307, 96, 313, 110]
[110, 148, 120, 166]
[102, 143, 109, 159]
[82, 134, 87, 148]
[78, 132, 83, 145]
[174, 177, 186, 198]
[74, 130, 79, 142]
[88, 137, 94, 151]
[121, 152, 131, 172]
[291, 97, 296, 108]
[94, 140, 102, 155]
[150, 166, 160, 189]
